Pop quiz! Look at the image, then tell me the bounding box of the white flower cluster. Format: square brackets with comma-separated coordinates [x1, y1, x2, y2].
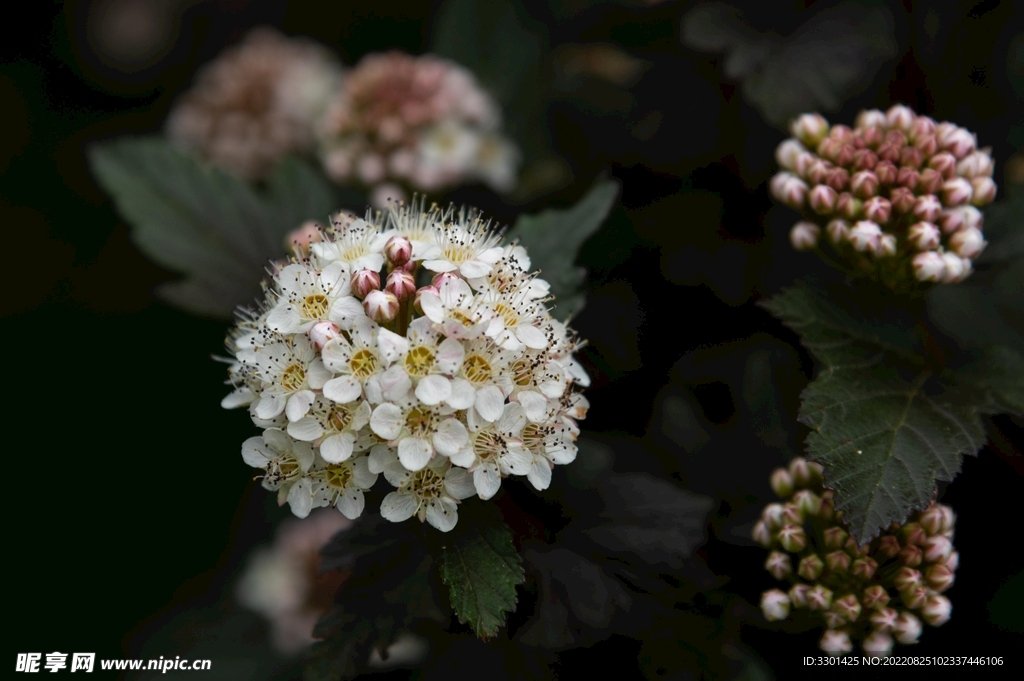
[223, 200, 589, 532]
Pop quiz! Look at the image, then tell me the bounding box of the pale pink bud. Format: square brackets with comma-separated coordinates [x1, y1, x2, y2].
[864, 196, 892, 224]
[875, 233, 897, 258]
[970, 176, 997, 205]
[894, 612, 923, 644]
[940, 252, 966, 283]
[807, 159, 830, 185]
[826, 218, 850, 244]
[777, 524, 806, 552]
[863, 631, 894, 656]
[781, 503, 803, 526]
[913, 134, 938, 156]
[363, 290, 399, 323]
[413, 284, 438, 316]
[942, 127, 976, 158]
[285, 220, 323, 256]
[862, 125, 885, 148]
[816, 137, 843, 163]
[890, 187, 916, 213]
[949, 226, 986, 258]
[894, 567, 923, 592]
[835, 144, 855, 167]
[825, 550, 850, 574]
[935, 121, 957, 145]
[856, 109, 887, 129]
[798, 554, 824, 581]
[909, 115, 936, 142]
[807, 584, 834, 611]
[919, 168, 944, 195]
[809, 185, 838, 214]
[836, 192, 862, 219]
[876, 141, 901, 163]
[852, 148, 878, 171]
[908, 222, 941, 250]
[945, 551, 960, 572]
[874, 160, 898, 185]
[793, 490, 822, 516]
[833, 594, 862, 623]
[956, 151, 994, 178]
[825, 166, 850, 191]
[431, 271, 461, 288]
[939, 205, 982, 234]
[929, 151, 958, 178]
[897, 166, 920, 190]
[900, 145, 924, 168]
[761, 502, 785, 529]
[789, 583, 811, 609]
[913, 251, 945, 282]
[765, 551, 792, 579]
[792, 151, 816, 177]
[875, 535, 901, 560]
[922, 535, 953, 563]
[308, 321, 341, 351]
[775, 139, 806, 170]
[385, 269, 416, 301]
[899, 544, 923, 567]
[849, 220, 882, 252]
[351, 269, 381, 299]
[862, 585, 891, 610]
[819, 629, 852, 656]
[870, 607, 899, 632]
[901, 585, 929, 610]
[926, 564, 955, 592]
[760, 589, 791, 621]
[788, 457, 813, 486]
[918, 505, 944, 535]
[851, 556, 878, 580]
[384, 235, 413, 267]
[902, 522, 927, 546]
[938, 505, 956, 533]
[823, 526, 849, 550]
[770, 468, 794, 497]
[886, 104, 915, 131]
[851, 170, 879, 198]
[791, 113, 830, 146]
[921, 594, 952, 626]
[913, 195, 942, 222]
[937, 178, 970, 204]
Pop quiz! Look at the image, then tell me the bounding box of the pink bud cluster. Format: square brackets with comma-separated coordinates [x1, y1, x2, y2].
[318, 52, 519, 201]
[756, 458, 958, 656]
[772, 107, 996, 289]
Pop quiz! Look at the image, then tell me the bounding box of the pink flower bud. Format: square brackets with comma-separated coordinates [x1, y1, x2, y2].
[945, 551, 959, 572]
[901, 585, 929, 610]
[897, 166, 920, 190]
[808, 159, 831, 185]
[824, 167, 850, 192]
[794, 151, 817, 177]
[923, 535, 953, 563]
[793, 490, 822, 517]
[938, 205, 980, 233]
[912, 195, 942, 223]
[894, 612, 923, 644]
[285, 220, 323, 256]
[914, 134, 938, 156]
[770, 468, 794, 497]
[413, 284, 438, 316]
[929, 151, 958, 178]
[773, 139, 803, 171]
[787, 220, 819, 251]
[956, 151, 994, 178]
[363, 290, 399, 323]
[351, 269, 381, 299]
[889, 187, 916, 213]
[788, 457, 813, 486]
[886, 104, 915, 131]
[308, 321, 341, 351]
[908, 222, 940, 250]
[926, 564, 955, 592]
[863, 632, 894, 656]
[778, 524, 807, 552]
[902, 522, 927, 546]
[874, 160, 898, 185]
[970, 176, 997, 205]
[856, 109, 886, 129]
[864, 196, 892, 224]
[822, 610, 845, 630]
[850, 220, 882, 252]
[789, 583, 811, 608]
[385, 269, 416, 301]
[909, 115, 936, 141]
[894, 567, 923, 592]
[958, 256, 975, 282]
[852, 556, 878, 580]
[798, 554, 824, 580]
[781, 503, 803, 526]
[870, 607, 900, 633]
[384, 235, 413, 267]
[900, 146, 924, 168]
[762, 502, 785, 529]
[823, 526, 849, 550]
[808, 185, 836, 214]
[949, 227, 986, 258]
[835, 144, 855, 167]
[826, 218, 850, 244]
[816, 137, 843, 163]
[918, 505, 944, 535]
[921, 594, 952, 626]
[825, 550, 850, 574]
[875, 233, 897, 258]
[919, 168, 944, 195]
[942, 127, 976, 158]
[807, 584, 834, 611]
[853, 148, 878, 171]
[913, 251, 946, 282]
[899, 544, 923, 567]
[765, 551, 792, 579]
[875, 535, 901, 560]
[819, 629, 852, 655]
[862, 125, 884, 148]
[431, 271, 461, 289]
[850, 170, 879, 198]
[875, 141, 900, 163]
[845, 536, 870, 557]
[791, 113, 830, 146]
[833, 594, 862, 622]
[862, 585, 891, 610]
[836, 192, 862, 219]
[760, 589, 791, 621]
[940, 252, 966, 283]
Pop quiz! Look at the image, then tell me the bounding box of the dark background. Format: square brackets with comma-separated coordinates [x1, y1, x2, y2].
[3, 0, 1023, 678]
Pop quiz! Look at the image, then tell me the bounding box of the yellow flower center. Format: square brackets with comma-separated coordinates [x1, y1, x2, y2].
[281, 364, 306, 392]
[407, 467, 444, 497]
[349, 349, 378, 378]
[510, 359, 534, 387]
[302, 294, 329, 319]
[493, 302, 519, 328]
[473, 430, 504, 462]
[325, 463, 353, 489]
[405, 408, 436, 438]
[328, 404, 355, 432]
[463, 354, 492, 384]
[404, 346, 435, 377]
[442, 244, 474, 264]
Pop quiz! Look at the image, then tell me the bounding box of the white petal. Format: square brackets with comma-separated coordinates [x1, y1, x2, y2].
[527, 458, 552, 490]
[377, 328, 409, 364]
[459, 259, 491, 279]
[323, 376, 362, 404]
[478, 247, 503, 264]
[398, 437, 434, 471]
[319, 261, 348, 294]
[420, 290, 444, 323]
[446, 378, 476, 409]
[352, 456, 378, 488]
[433, 418, 469, 456]
[241, 436, 270, 468]
[363, 375, 384, 404]
[501, 445, 533, 475]
[221, 388, 254, 409]
[286, 390, 316, 422]
[425, 498, 458, 532]
[328, 296, 367, 329]
[287, 416, 324, 442]
[516, 324, 548, 350]
[287, 480, 312, 518]
[474, 385, 505, 422]
[293, 441, 315, 472]
[380, 365, 412, 402]
[435, 337, 465, 373]
[266, 303, 302, 335]
[449, 445, 476, 468]
[473, 463, 501, 500]
[516, 391, 549, 423]
[423, 259, 458, 273]
[306, 359, 332, 389]
[276, 264, 308, 298]
[380, 492, 419, 522]
[320, 432, 355, 463]
[336, 489, 365, 520]
[547, 441, 577, 465]
[370, 403, 405, 440]
[415, 374, 452, 405]
[255, 393, 286, 420]
[368, 445, 397, 474]
[444, 467, 476, 500]
[321, 339, 353, 372]
[497, 402, 526, 434]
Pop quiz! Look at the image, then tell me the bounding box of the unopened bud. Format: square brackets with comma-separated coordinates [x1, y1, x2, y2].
[285, 221, 323, 256]
[751, 520, 772, 548]
[778, 524, 807, 552]
[863, 197, 892, 224]
[789, 583, 811, 608]
[826, 219, 849, 244]
[876, 141, 900, 163]
[793, 490, 822, 516]
[790, 221, 820, 250]
[912, 251, 945, 282]
[970, 176, 997, 205]
[923, 535, 953, 563]
[414, 285, 438, 316]
[886, 104, 915, 131]
[929, 151, 958, 178]
[862, 584, 890, 610]
[908, 222, 940, 250]
[942, 127, 976, 158]
[949, 227, 986, 258]
[945, 551, 959, 572]
[894, 567, 923, 592]
[825, 167, 849, 191]
[917, 504, 943, 535]
[798, 554, 825, 581]
[818, 490, 835, 520]
[894, 612, 923, 644]
[900, 146, 924, 169]
[912, 195, 942, 223]
[309, 321, 341, 351]
[386, 269, 416, 301]
[836, 192, 862, 219]
[762, 502, 785, 529]
[822, 610, 845, 629]
[807, 584, 834, 611]
[863, 631, 894, 656]
[833, 594, 862, 623]
[913, 134, 938, 156]
[775, 139, 806, 170]
[870, 606, 899, 632]
[351, 269, 381, 299]
[942, 178, 973, 206]
[919, 168, 944, 194]
[897, 166, 920, 190]
[940, 252, 966, 283]
[781, 503, 803, 526]
[770, 468, 794, 498]
[807, 159, 830, 185]
[761, 589, 791, 621]
[823, 526, 849, 550]
[826, 550, 851, 574]
[856, 109, 886, 129]
[938, 505, 956, 533]
[791, 113, 830, 147]
[851, 556, 878, 580]
[925, 564, 955, 592]
[849, 221, 882, 252]
[889, 187, 916, 214]
[901, 522, 927, 547]
[899, 545, 923, 567]
[788, 457, 812, 486]
[363, 290, 399, 323]
[765, 551, 792, 579]
[909, 115, 936, 141]
[921, 594, 952, 626]
[845, 536, 869, 557]
[874, 160, 898, 184]
[853, 148, 878, 171]
[901, 585, 929, 610]
[851, 170, 879, 198]
[956, 151, 994, 178]
[875, 535, 902, 560]
[384, 235, 413, 267]
[809, 185, 838, 214]
[819, 629, 852, 656]
[431, 271, 462, 289]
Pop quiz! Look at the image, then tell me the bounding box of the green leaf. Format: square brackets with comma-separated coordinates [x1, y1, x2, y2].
[764, 285, 1024, 543]
[89, 137, 353, 319]
[437, 506, 525, 639]
[506, 180, 619, 319]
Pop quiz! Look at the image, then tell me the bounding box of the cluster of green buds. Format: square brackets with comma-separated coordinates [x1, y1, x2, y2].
[754, 458, 957, 656]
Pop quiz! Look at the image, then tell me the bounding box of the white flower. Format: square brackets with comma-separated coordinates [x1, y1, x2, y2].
[449, 403, 532, 499]
[311, 216, 389, 273]
[377, 317, 464, 406]
[239, 335, 332, 422]
[321, 315, 386, 404]
[310, 455, 378, 519]
[446, 337, 513, 422]
[421, 209, 504, 278]
[418, 275, 492, 340]
[380, 458, 476, 532]
[369, 396, 469, 471]
[266, 261, 350, 334]
[242, 429, 316, 516]
[287, 395, 371, 464]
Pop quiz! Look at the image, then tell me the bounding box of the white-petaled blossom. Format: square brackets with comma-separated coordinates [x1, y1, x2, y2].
[223, 200, 589, 529]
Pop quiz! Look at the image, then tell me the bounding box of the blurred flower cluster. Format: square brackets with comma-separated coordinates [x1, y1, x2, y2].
[772, 106, 996, 290]
[755, 458, 957, 656]
[167, 29, 519, 202]
[223, 200, 589, 532]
